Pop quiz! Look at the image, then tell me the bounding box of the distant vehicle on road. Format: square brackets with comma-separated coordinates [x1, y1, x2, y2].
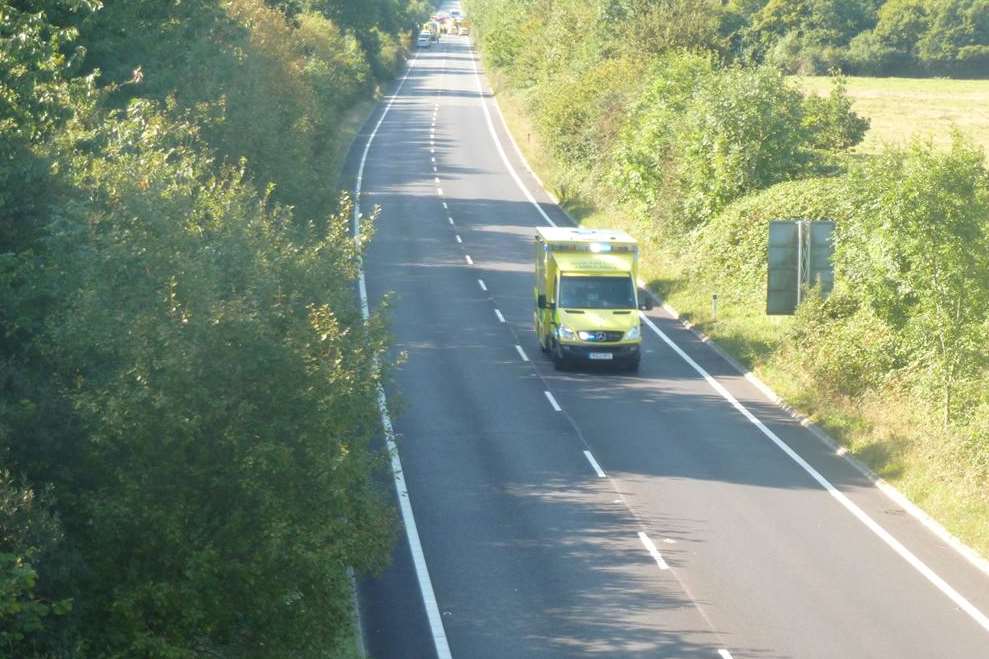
[421, 20, 440, 42]
[534, 227, 650, 371]
[416, 32, 432, 48]
[459, 25, 470, 36]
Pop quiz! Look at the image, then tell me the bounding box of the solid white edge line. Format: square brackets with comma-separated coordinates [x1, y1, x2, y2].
[639, 312, 989, 634]
[352, 54, 453, 659]
[583, 450, 606, 478]
[638, 531, 670, 570]
[515, 344, 529, 362]
[494, 309, 505, 323]
[467, 46, 556, 227]
[543, 390, 562, 412]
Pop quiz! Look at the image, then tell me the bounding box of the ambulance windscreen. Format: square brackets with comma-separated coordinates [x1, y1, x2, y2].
[559, 275, 635, 310]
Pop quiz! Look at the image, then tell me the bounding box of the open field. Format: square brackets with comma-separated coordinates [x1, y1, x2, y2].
[795, 75, 989, 155]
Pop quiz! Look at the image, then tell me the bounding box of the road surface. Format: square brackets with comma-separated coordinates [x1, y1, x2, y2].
[349, 9, 989, 659]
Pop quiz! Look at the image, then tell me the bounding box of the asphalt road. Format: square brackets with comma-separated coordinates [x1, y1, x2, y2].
[352, 10, 989, 658]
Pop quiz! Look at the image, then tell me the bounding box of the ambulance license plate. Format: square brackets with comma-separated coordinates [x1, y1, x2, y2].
[589, 352, 613, 360]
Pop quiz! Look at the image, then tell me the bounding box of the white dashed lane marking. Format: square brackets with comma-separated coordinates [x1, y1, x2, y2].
[638, 532, 670, 571]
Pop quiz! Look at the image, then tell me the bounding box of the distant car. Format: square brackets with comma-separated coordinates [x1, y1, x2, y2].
[451, 10, 462, 19]
[459, 26, 470, 36]
[417, 33, 432, 48]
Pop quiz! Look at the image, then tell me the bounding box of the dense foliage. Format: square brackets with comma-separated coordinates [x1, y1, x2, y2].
[1, 0, 428, 656]
[732, 0, 989, 76]
[473, 0, 989, 76]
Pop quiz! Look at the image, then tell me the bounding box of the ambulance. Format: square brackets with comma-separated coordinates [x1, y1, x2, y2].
[534, 227, 651, 371]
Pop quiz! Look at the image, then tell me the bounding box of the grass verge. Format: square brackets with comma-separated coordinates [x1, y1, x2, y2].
[490, 72, 989, 559]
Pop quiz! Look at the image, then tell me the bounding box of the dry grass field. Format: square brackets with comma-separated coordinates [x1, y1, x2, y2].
[796, 76, 989, 156]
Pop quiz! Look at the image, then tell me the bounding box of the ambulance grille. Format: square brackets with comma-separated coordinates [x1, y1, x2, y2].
[580, 331, 624, 342]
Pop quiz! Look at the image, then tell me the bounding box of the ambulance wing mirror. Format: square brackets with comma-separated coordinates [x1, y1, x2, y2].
[638, 289, 654, 311]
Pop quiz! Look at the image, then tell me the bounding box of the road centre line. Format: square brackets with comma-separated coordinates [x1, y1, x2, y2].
[455, 234, 462, 243]
[583, 450, 606, 478]
[442, 201, 448, 209]
[437, 187, 444, 196]
[434, 176, 440, 183]
[448, 217, 455, 225]
[543, 391, 562, 412]
[467, 46, 556, 228]
[638, 313, 989, 633]
[464, 254, 472, 265]
[351, 54, 452, 659]
[494, 309, 505, 323]
[515, 345, 529, 362]
[718, 650, 735, 659]
[638, 531, 670, 571]
[477, 279, 487, 291]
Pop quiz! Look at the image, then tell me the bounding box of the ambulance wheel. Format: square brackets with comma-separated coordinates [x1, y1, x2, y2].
[551, 342, 569, 371]
[624, 357, 640, 373]
[540, 334, 552, 353]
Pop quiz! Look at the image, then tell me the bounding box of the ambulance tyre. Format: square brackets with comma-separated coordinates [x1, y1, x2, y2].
[551, 341, 569, 371]
[624, 357, 640, 373]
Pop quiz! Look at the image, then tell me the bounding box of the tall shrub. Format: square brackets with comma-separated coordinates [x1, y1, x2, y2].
[839, 135, 989, 425]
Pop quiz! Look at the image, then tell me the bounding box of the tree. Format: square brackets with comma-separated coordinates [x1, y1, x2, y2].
[839, 135, 989, 426]
[919, 0, 989, 74]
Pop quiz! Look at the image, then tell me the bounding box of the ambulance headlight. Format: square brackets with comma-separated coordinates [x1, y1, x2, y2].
[624, 325, 641, 340]
[557, 325, 577, 341]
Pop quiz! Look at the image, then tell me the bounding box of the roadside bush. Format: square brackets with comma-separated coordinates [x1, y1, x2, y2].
[777, 289, 905, 398]
[535, 56, 646, 170]
[40, 101, 394, 656]
[610, 51, 716, 211]
[692, 177, 847, 299]
[676, 64, 811, 225]
[2, 0, 418, 654]
[469, 0, 531, 70]
[0, 471, 72, 657]
[77, 0, 377, 225]
[614, 54, 864, 236]
[801, 74, 870, 153]
[839, 134, 989, 425]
